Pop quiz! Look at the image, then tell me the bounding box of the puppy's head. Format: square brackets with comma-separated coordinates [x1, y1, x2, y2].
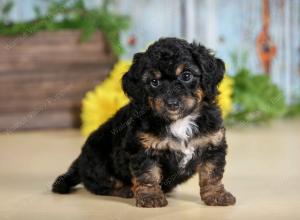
[122, 38, 225, 121]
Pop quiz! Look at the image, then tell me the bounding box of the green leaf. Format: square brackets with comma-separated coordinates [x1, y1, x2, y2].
[2, 1, 14, 15]
[228, 68, 286, 124]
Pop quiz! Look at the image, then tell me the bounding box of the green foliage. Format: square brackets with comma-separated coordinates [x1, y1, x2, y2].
[227, 68, 286, 123]
[230, 50, 249, 72]
[285, 99, 300, 117]
[1, 1, 13, 15]
[0, 0, 14, 22]
[0, 0, 130, 56]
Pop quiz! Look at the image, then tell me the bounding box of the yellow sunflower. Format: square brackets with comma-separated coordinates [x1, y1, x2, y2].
[81, 60, 233, 136]
[217, 75, 234, 118]
[80, 60, 130, 136]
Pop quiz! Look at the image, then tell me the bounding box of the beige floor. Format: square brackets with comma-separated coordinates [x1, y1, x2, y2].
[0, 119, 300, 220]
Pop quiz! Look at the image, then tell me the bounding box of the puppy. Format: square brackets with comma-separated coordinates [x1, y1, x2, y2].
[52, 38, 236, 208]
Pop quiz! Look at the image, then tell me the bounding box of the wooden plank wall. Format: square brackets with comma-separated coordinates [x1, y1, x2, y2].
[0, 31, 115, 131]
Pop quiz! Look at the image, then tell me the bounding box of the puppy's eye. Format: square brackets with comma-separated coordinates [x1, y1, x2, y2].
[179, 71, 193, 82]
[150, 79, 160, 88]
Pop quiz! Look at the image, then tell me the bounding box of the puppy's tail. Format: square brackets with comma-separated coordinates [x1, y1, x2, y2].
[52, 158, 81, 194]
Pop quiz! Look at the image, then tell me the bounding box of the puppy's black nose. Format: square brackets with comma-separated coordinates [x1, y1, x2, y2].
[166, 98, 180, 111]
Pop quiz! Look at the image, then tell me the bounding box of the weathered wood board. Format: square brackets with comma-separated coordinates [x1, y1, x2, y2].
[0, 30, 116, 131]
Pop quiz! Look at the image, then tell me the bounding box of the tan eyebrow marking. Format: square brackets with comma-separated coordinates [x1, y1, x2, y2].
[175, 64, 186, 76]
[142, 70, 161, 82]
[153, 70, 161, 79]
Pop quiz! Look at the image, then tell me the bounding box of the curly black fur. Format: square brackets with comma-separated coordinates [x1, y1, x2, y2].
[52, 38, 236, 207]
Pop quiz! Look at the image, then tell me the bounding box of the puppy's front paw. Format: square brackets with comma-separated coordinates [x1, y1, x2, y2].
[135, 186, 168, 208]
[201, 189, 236, 206]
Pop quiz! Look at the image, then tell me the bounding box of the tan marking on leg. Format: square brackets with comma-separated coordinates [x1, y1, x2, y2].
[138, 132, 182, 151]
[149, 165, 162, 184]
[138, 132, 162, 150]
[134, 183, 167, 208]
[132, 165, 161, 187]
[190, 128, 225, 148]
[199, 162, 218, 186]
[198, 162, 236, 206]
[210, 128, 225, 145]
[132, 166, 167, 208]
[131, 177, 138, 193]
[138, 129, 224, 151]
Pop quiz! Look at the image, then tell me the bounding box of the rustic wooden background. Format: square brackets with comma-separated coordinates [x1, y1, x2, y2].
[0, 31, 115, 131]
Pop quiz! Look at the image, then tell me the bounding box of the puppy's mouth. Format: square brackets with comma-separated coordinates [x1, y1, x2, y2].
[166, 109, 182, 121]
[167, 108, 180, 113]
[148, 94, 201, 121]
[164, 97, 198, 120]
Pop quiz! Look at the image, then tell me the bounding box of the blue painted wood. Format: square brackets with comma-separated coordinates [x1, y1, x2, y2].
[193, 0, 300, 103]
[6, 0, 41, 21]
[116, 0, 181, 59]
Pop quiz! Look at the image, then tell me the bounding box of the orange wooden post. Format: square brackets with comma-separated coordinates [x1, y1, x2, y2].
[256, 0, 277, 75]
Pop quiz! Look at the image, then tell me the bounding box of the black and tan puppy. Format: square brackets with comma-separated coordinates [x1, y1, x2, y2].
[52, 38, 236, 208]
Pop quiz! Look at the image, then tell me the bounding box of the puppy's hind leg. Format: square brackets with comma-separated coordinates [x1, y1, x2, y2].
[52, 158, 81, 194]
[83, 175, 134, 199]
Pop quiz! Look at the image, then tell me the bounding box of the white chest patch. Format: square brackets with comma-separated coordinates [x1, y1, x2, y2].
[178, 146, 195, 168]
[168, 115, 199, 168]
[168, 115, 198, 142]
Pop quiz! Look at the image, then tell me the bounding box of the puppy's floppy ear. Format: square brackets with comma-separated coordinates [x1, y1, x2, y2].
[122, 52, 145, 103]
[190, 43, 225, 99]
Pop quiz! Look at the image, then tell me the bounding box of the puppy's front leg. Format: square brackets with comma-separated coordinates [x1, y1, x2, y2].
[131, 158, 167, 208]
[198, 141, 236, 206]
